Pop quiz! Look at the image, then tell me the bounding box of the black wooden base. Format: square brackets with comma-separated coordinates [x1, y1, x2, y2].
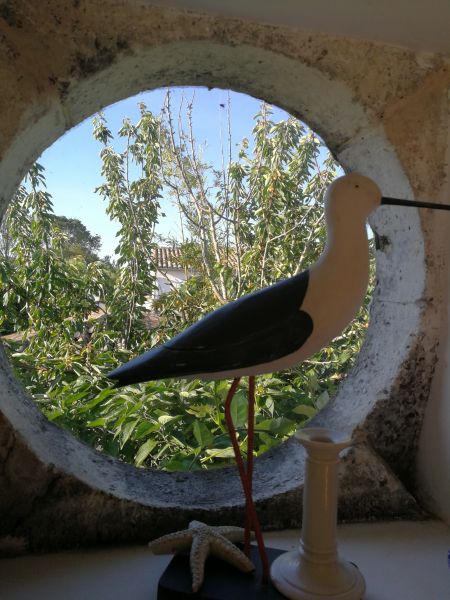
[157, 545, 287, 599]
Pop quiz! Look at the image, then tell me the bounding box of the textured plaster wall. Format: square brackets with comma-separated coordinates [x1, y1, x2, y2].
[0, 1, 449, 553]
[416, 98, 450, 523]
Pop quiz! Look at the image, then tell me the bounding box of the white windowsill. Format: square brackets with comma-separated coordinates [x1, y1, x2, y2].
[0, 521, 448, 599]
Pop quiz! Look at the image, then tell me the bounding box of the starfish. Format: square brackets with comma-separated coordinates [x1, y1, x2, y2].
[148, 520, 255, 592]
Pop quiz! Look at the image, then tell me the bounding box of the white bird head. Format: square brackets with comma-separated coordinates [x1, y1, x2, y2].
[326, 173, 450, 219]
[324, 173, 381, 225]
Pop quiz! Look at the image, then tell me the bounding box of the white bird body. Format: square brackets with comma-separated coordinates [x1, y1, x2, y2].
[192, 174, 381, 380]
[108, 174, 381, 387]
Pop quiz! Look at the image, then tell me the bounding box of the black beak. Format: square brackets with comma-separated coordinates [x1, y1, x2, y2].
[381, 197, 450, 211]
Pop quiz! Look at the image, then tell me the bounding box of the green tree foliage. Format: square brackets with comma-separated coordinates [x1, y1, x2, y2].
[51, 215, 102, 263]
[93, 108, 161, 349]
[154, 96, 336, 334]
[0, 164, 114, 389]
[0, 94, 372, 471]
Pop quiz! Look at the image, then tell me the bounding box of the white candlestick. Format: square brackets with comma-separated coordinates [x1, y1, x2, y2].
[270, 428, 366, 600]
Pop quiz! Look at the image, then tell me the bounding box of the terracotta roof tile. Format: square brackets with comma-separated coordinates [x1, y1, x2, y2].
[152, 246, 183, 269]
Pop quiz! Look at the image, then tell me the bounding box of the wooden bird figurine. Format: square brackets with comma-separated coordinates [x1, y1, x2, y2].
[107, 173, 450, 583]
[108, 174, 381, 384]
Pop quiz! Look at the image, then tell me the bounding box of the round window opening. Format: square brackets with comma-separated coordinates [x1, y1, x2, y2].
[0, 86, 374, 472]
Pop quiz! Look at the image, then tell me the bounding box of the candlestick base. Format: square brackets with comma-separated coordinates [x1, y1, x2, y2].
[270, 551, 365, 600]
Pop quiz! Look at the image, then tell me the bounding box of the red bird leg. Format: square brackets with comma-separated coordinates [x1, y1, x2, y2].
[225, 377, 269, 583]
[244, 376, 255, 555]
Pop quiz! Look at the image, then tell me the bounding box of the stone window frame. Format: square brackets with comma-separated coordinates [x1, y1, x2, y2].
[0, 38, 432, 551]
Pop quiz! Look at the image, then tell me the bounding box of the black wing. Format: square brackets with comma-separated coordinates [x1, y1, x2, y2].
[108, 270, 313, 385]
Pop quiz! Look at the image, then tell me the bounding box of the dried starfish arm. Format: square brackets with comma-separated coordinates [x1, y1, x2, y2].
[148, 529, 193, 554]
[190, 532, 211, 593]
[213, 524, 255, 543]
[209, 534, 255, 572]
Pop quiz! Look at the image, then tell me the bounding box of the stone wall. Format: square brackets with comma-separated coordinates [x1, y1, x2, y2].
[0, 1, 449, 553]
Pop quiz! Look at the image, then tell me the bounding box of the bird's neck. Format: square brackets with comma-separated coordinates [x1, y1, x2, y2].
[321, 213, 369, 267]
[301, 214, 370, 349]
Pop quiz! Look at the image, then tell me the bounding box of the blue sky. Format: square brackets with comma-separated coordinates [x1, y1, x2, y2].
[38, 87, 311, 257]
